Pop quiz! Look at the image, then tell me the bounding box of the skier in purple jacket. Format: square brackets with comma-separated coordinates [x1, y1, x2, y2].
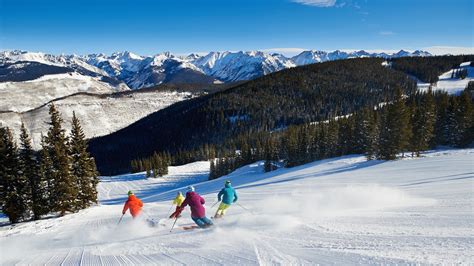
[178, 186, 213, 228]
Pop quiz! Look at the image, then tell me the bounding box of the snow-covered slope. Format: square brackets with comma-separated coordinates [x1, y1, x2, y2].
[0, 50, 113, 79]
[1, 149, 472, 264]
[191, 51, 296, 82]
[0, 72, 129, 113]
[418, 61, 473, 94]
[0, 90, 196, 149]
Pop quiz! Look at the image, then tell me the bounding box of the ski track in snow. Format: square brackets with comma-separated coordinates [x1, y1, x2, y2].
[0, 149, 473, 265]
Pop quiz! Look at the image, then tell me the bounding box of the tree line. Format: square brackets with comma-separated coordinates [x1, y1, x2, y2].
[130, 151, 170, 178]
[130, 144, 221, 177]
[0, 104, 98, 223]
[209, 89, 473, 179]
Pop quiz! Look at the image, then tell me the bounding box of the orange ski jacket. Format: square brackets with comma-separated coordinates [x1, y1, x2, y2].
[122, 195, 144, 218]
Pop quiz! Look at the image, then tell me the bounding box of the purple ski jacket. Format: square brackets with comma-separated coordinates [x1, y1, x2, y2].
[181, 191, 206, 218]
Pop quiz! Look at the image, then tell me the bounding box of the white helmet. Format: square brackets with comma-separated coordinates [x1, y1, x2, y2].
[187, 186, 195, 192]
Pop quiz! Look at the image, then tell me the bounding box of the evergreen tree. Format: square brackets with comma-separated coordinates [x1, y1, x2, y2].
[308, 125, 321, 161]
[284, 127, 299, 167]
[161, 154, 169, 176]
[263, 137, 278, 172]
[240, 141, 252, 165]
[297, 126, 311, 164]
[151, 152, 159, 178]
[353, 108, 373, 154]
[145, 159, 151, 177]
[138, 159, 144, 172]
[218, 157, 226, 176]
[19, 124, 47, 220]
[325, 120, 339, 158]
[69, 112, 98, 209]
[44, 104, 76, 215]
[0, 128, 28, 223]
[433, 93, 450, 146]
[456, 69, 468, 79]
[410, 91, 436, 156]
[317, 124, 328, 159]
[209, 159, 217, 180]
[337, 117, 355, 156]
[455, 90, 474, 147]
[378, 90, 411, 160]
[130, 160, 139, 173]
[263, 159, 274, 173]
[366, 111, 380, 160]
[446, 97, 461, 146]
[467, 81, 474, 94]
[39, 136, 53, 212]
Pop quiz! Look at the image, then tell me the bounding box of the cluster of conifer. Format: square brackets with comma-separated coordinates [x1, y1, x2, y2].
[0, 104, 98, 223]
[130, 152, 170, 178]
[451, 68, 468, 79]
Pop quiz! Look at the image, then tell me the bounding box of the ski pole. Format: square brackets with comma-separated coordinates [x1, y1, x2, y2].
[170, 217, 179, 232]
[211, 201, 220, 208]
[142, 210, 153, 220]
[236, 202, 253, 214]
[117, 213, 125, 225]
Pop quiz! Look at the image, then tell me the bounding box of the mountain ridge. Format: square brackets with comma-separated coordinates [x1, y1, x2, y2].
[1, 49, 432, 89]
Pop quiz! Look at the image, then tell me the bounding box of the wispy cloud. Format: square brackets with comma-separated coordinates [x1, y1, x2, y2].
[423, 46, 474, 55]
[292, 0, 337, 7]
[379, 31, 395, 36]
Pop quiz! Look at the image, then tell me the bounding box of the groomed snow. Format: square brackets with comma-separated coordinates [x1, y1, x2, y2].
[0, 148, 472, 264]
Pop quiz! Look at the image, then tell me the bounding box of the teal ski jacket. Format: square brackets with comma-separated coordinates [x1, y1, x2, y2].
[218, 183, 238, 205]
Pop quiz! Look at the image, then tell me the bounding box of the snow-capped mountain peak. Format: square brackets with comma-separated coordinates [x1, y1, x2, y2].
[1, 49, 433, 89]
[184, 53, 202, 61]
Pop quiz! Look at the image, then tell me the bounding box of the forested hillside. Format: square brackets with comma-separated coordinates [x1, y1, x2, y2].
[390, 55, 474, 83]
[89, 58, 417, 174]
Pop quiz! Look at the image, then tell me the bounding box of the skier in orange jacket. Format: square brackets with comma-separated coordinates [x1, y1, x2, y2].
[122, 191, 144, 218]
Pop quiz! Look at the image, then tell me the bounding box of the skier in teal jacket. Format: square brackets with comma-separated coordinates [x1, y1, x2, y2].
[214, 180, 238, 218]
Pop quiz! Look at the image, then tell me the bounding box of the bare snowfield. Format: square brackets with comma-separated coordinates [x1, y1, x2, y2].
[0, 149, 473, 265]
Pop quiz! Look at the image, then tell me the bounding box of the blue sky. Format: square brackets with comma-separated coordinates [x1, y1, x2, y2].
[0, 0, 472, 56]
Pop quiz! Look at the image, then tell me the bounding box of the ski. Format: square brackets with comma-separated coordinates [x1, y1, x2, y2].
[182, 225, 200, 230]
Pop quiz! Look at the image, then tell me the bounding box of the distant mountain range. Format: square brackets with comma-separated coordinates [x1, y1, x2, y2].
[0, 49, 432, 90]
